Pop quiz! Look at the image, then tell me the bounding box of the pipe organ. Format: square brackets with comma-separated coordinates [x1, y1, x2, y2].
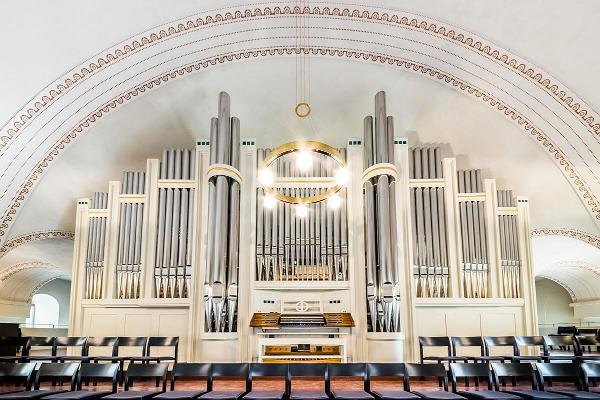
[70, 90, 537, 364]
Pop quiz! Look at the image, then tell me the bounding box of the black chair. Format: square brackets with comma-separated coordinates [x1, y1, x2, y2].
[514, 337, 548, 363]
[0, 362, 79, 399]
[288, 363, 328, 400]
[535, 363, 597, 399]
[155, 363, 210, 400]
[449, 363, 520, 400]
[404, 363, 465, 400]
[327, 363, 372, 400]
[557, 328, 577, 336]
[0, 362, 36, 391]
[55, 338, 87, 363]
[544, 336, 577, 363]
[64, 337, 118, 363]
[24, 337, 59, 362]
[42, 363, 119, 400]
[451, 337, 505, 363]
[483, 337, 517, 362]
[103, 363, 168, 400]
[366, 363, 418, 400]
[420, 337, 468, 364]
[576, 330, 599, 337]
[491, 362, 569, 400]
[130, 337, 179, 364]
[199, 363, 250, 400]
[0, 337, 29, 363]
[581, 363, 600, 392]
[94, 337, 146, 385]
[243, 364, 288, 400]
[575, 336, 600, 362]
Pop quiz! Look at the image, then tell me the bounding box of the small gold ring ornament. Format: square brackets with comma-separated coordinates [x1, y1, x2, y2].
[295, 102, 311, 118]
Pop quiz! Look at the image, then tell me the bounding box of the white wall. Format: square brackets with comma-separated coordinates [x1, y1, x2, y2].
[35, 279, 71, 327]
[535, 277, 576, 335]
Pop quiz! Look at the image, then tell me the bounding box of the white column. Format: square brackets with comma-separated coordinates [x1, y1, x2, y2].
[347, 139, 366, 361]
[517, 196, 538, 335]
[68, 198, 90, 335]
[143, 159, 160, 298]
[395, 138, 417, 362]
[103, 181, 121, 299]
[442, 158, 461, 298]
[484, 179, 500, 298]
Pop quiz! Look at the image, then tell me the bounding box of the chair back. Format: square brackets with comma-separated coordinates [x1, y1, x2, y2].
[483, 336, 517, 356]
[86, 337, 118, 357]
[576, 328, 599, 336]
[514, 336, 547, 357]
[535, 363, 582, 391]
[249, 364, 289, 394]
[419, 336, 451, 362]
[366, 363, 405, 392]
[209, 363, 250, 392]
[404, 363, 448, 391]
[450, 336, 484, 357]
[491, 362, 536, 390]
[575, 335, 600, 355]
[171, 363, 211, 391]
[326, 363, 367, 394]
[449, 363, 492, 392]
[0, 362, 36, 390]
[0, 336, 28, 357]
[35, 362, 79, 390]
[557, 326, 576, 335]
[581, 363, 600, 391]
[117, 337, 147, 357]
[125, 363, 168, 392]
[544, 335, 577, 356]
[147, 336, 179, 362]
[56, 337, 87, 356]
[288, 362, 327, 393]
[77, 363, 119, 393]
[24, 336, 57, 356]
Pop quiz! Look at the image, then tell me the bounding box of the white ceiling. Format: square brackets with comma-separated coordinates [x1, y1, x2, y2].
[1, 0, 599, 302]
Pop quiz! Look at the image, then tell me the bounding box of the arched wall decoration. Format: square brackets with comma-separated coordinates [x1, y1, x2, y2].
[531, 228, 600, 250]
[536, 274, 578, 302]
[26, 277, 63, 303]
[0, 261, 62, 283]
[0, 261, 67, 303]
[1, 4, 600, 244]
[0, 230, 74, 258]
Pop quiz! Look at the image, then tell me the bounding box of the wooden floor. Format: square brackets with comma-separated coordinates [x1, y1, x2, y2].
[0, 377, 585, 394]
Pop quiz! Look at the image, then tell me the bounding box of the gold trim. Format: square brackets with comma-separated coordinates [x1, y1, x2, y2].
[207, 164, 243, 183]
[295, 102, 311, 118]
[260, 140, 347, 204]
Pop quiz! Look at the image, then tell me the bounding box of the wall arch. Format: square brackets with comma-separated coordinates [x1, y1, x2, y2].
[0, 4, 599, 243]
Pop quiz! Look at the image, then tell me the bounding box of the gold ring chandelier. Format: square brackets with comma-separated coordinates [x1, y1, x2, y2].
[257, 140, 350, 206]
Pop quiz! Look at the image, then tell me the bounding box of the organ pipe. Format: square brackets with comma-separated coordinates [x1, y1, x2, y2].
[409, 147, 449, 298]
[84, 192, 108, 299]
[497, 190, 521, 298]
[255, 151, 349, 282]
[363, 91, 400, 332]
[204, 92, 241, 333]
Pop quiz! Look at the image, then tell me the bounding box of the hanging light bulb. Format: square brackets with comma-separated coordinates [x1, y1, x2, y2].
[264, 194, 277, 210]
[296, 204, 309, 218]
[258, 168, 274, 186]
[334, 168, 350, 186]
[328, 193, 342, 209]
[296, 150, 313, 172]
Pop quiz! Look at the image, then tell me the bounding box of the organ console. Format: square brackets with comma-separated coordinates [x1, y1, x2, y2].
[69, 91, 537, 363]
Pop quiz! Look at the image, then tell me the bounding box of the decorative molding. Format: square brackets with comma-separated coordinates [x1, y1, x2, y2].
[537, 274, 578, 301]
[531, 228, 600, 250]
[0, 4, 599, 244]
[0, 261, 61, 283]
[0, 230, 74, 257]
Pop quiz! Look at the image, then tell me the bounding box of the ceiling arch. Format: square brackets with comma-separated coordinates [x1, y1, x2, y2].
[0, 3, 599, 244]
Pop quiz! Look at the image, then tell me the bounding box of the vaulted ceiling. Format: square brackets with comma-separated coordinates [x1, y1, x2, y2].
[1, 0, 599, 304]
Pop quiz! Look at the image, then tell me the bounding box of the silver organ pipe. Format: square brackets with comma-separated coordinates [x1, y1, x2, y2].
[363, 91, 400, 332]
[255, 152, 349, 282]
[457, 169, 489, 298]
[154, 148, 196, 299]
[204, 92, 241, 333]
[84, 192, 108, 299]
[409, 147, 449, 298]
[497, 190, 520, 298]
[116, 171, 145, 299]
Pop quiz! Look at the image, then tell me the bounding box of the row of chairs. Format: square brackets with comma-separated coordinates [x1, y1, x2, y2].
[419, 335, 600, 364]
[0, 337, 179, 364]
[0, 361, 599, 400]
